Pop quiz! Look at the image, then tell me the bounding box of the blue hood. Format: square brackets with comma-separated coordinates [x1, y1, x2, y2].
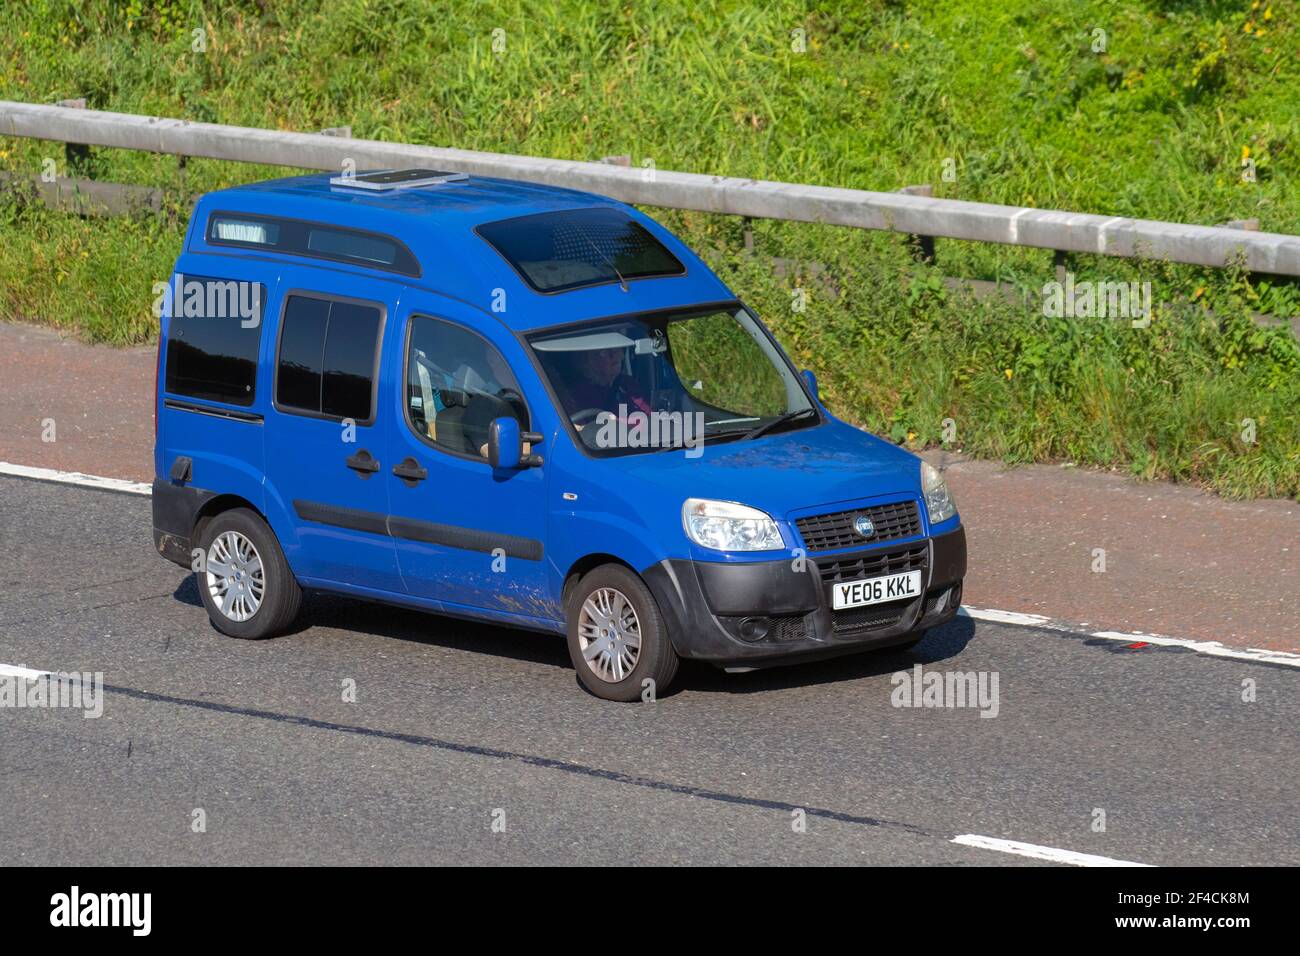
[602, 418, 921, 519]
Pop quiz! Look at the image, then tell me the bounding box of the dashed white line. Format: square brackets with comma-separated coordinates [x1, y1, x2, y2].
[952, 834, 1153, 867]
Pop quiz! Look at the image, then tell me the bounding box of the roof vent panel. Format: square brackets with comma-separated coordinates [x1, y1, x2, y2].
[329, 168, 469, 191]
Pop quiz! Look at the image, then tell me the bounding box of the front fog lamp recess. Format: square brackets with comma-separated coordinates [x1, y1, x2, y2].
[921, 462, 957, 524]
[682, 498, 784, 552]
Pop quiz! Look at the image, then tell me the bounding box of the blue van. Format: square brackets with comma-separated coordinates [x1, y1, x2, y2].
[152, 168, 966, 701]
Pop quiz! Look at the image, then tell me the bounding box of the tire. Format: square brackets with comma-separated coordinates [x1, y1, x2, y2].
[566, 564, 679, 702]
[195, 507, 302, 640]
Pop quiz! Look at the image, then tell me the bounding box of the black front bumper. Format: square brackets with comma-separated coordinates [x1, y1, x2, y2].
[643, 526, 966, 667]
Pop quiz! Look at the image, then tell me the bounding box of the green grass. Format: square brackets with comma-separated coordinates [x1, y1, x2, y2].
[1, 0, 1298, 498]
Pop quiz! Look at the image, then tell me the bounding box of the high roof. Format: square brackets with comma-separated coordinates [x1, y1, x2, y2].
[224, 171, 616, 228]
[188, 171, 733, 331]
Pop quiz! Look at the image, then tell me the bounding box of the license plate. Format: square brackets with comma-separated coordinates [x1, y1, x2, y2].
[831, 569, 922, 610]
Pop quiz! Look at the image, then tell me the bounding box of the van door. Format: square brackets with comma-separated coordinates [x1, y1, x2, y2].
[384, 301, 555, 624]
[157, 265, 273, 520]
[262, 269, 402, 593]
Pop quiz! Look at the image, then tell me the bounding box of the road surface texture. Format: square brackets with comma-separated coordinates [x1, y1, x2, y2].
[1, 320, 1295, 651]
[1, 476, 1296, 865]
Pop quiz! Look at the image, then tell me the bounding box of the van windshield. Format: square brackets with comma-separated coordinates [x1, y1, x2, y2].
[528, 306, 817, 456]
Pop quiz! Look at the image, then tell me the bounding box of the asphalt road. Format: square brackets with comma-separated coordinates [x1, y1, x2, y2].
[1, 475, 1296, 866]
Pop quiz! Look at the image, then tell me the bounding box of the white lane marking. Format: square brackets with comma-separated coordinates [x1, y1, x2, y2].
[959, 606, 1051, 628]
[960, 606, 1300, 669]
[952, 834, 1152, 867]
[2, 463, 1297, 670]
[1090, 630, 1300, 668]
[0, 663, 54, 681]
[0, 461, 150, 496]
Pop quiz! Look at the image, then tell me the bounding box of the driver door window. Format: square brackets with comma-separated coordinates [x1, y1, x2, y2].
[405, 316, 528, 459]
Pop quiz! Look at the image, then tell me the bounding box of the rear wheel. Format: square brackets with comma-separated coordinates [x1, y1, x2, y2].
[196, 508, 301, 640]
[566, 564, 678, 702]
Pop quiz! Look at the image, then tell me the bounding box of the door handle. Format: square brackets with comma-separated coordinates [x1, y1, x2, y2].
[345, 449, 380, 476]
[392, 456, 428, 486]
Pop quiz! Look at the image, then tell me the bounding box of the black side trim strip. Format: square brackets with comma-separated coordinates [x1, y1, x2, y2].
[292, 500, 544, 561]
[293, 500, 390, 537]
[164, 398, 264, 423]
[387, 515, 543, 561]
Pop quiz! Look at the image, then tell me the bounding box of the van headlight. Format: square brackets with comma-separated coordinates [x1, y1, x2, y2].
[921, 462, 957, 524]
[682, 498, 784, 552]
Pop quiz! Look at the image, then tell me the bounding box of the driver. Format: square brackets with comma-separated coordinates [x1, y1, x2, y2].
[563, 346, 651, 425]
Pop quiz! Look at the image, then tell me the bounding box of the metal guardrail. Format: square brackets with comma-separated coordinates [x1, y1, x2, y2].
[3, 100, 1300, 276]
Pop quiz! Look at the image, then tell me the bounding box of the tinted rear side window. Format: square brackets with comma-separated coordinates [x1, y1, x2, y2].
[276, 296, 329, 412]
[476, 208, 685, 293]
[322, 302, 382, 418]
[276, 295, 382, 422]
[163, 275, 265, 406]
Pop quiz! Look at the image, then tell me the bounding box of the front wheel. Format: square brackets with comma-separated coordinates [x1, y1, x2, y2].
[566, 564, 679, 702]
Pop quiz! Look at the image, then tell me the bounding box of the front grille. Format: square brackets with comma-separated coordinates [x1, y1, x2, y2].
[795, 499, 921, 552]
[833, 602, 908, 634]
[817, 543, 928, 585]
[767, 614, 809, 642]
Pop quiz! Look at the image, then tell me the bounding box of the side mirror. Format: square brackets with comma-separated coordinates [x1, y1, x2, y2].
[488, 417, 522, 469]
[801, 368, 819, 401]
[488, 418, 543, 469]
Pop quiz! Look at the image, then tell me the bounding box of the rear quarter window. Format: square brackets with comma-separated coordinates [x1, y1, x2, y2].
[163, 275, 266, 406]
[275, 293, 383, 423]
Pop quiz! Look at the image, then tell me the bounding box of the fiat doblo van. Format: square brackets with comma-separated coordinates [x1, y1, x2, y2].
[152, 168, 966, 701]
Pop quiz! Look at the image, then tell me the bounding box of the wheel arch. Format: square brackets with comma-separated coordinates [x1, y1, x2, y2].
[192, 493, 270, 544]
[561, 553, 639, 613]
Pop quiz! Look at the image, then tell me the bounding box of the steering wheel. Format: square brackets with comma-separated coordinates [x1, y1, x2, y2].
[569, 407, 607, 427]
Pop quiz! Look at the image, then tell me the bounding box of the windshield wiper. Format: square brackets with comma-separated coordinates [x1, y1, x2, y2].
[740, 407, 817, 442]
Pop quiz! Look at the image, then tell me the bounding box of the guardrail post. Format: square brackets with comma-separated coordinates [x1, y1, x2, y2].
[54, 98, 91, 176]
[743, 217, 754, 254]
[900, 184, 934, 263]
[1054, 249, 1068, 285]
